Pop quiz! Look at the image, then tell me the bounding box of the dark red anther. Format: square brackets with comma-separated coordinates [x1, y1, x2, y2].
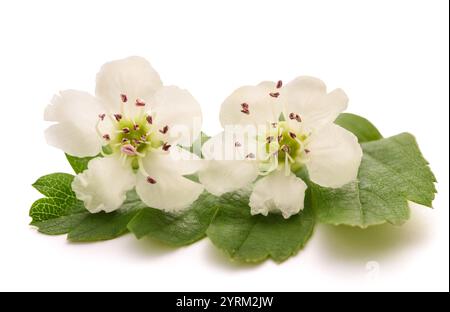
[122, 127, 130, 134]
[162, 142, 171, 151]
[135, 98, 146, 107]
[266, 136, 274, 143]
[146, 176, 157, 184]
[120, 94, 128, 103]
[98, 113, 106, 121]
[246, 153, 256, 159]
[289, 132, 297, 139]
[276, 80, 283, 89]
[269, 92, 280, 98]
[159, 125, 169, 134]
[102, 134, 110, 141]
[114, 114, 122, 122]
[146, 115, 153, 124]
[304, 149, 310, 154]
[133, 124, 140, 130]
[289, 113, 302, 122]
[234, 142, 242, 147]
[240, 103, 250, 115]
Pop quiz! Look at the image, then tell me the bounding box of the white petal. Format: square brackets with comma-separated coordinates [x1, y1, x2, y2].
[136, 152, 204, 212]
[220, 81, 282, 127]
[249, 170, 307, 219]
[306, 123, 363, 188]
[146, 146, 204, 176]
[95, 56, 163, 116]
[282, 76, 348, 132]
[44, 90, 107, 157]
[201, 129, 258, 161]
[151, 86, 202, 147]
[199, 160, 259, 196]
[71, 156, 136, 213]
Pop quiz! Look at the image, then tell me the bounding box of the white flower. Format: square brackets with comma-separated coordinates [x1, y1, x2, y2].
[45, 56, 204, 213]
[199, 77, 363, 218]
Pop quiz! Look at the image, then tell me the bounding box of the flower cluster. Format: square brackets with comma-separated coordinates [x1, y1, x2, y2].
[44, 57, 362, 219]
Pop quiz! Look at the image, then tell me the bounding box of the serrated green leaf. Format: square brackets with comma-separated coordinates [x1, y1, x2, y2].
[310, 132, 436, 227]
[30, 173, 89, 234]
[127, 192, 218, 246]
[32, 173, 76, 199]
[65, 153, 99, 174]
[206, 190, 315, 263]
[30, 173, 142, 240]
[335, 113, 383, 143]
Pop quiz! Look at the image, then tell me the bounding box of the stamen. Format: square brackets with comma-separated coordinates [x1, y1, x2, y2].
[276, 80, 283, 88]
[271, 122, 278, 128]
[146, 176, 157, 184]
[146, 115, 153, 124]
[269, 92, 280, 98]
[159, 125, 169, 134]
[102, 134, 110, 141]
[114, 114, 123, 122]
[278, 134, 283, 142]
[122, 127, 130, 134]
[121, 138, 129, 143]
[240, 103, 250, 115]
[304, 149, 310, 154]
[246, 153, 256, 159]
[133, 124, 140, 130]
[121, 144, 138, 156]
[162, 142, 171, 151]
[98, 113, 106, 121]
[289, 132, 297, 139]
[289, 113, 302, 122]
[120, 94, 128, 103]
[266, 136, 274, 143]
[135, 98, 146, 107]
[234, 142, 242, 147]
[141, 135, 147, 141]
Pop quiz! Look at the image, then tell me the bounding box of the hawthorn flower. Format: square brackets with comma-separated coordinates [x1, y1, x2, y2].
[199, 76, 363, 218]
[45, 56, 204, 213]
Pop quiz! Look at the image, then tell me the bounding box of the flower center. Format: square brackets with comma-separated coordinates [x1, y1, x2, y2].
[258, 121, 310, 175]
[96, 94, 169, 175]
[112, 114, 161, 156]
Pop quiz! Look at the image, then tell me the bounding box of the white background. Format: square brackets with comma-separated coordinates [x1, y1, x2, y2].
[0, 0, 448, 292]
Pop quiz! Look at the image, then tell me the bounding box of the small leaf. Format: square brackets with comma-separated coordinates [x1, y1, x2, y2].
[311, 133, 436, 227]
[65, 153, 99, 174]
[30, 174, 142, 241]
[335, 113, 383, 143]
[206, 190, 315, 263]
[30, 173, 88, 234]
[127, 192, 219, 246]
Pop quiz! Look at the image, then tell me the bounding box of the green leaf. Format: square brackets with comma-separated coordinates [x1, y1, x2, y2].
[30, 173, 88, 234]
[65, 153, 99, 174]
[335, 113, 383, 143]
[30, 173, 142, 241]
[310, 133, 436, 227]
[206, 190, 315, 263]
[127, 192, 219, 246]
